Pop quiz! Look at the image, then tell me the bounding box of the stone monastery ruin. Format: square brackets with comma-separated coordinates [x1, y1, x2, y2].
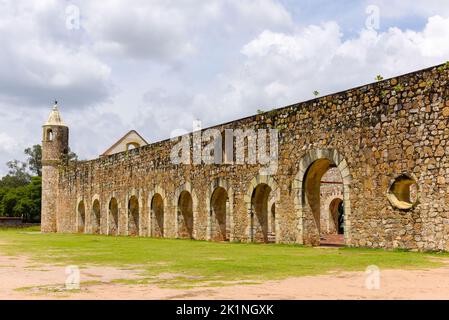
[42, 63, 449, 251]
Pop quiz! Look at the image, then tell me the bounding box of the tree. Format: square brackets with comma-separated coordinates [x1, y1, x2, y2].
[0, 160, 31, 187]
[0, 176, 41, 220]
[0, 144, 77, 220]
[67, 148, 78, 162]
[24, 145, 42, 177]
[23, 144, 77, 177]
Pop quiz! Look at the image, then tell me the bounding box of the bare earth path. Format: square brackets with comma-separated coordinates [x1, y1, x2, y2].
[2, 253, 449, 299]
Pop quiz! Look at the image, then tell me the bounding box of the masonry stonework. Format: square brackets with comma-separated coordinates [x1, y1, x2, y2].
[42, 63, 449, 251]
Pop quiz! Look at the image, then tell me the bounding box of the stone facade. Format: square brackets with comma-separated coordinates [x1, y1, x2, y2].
[41, 62, 449, 251]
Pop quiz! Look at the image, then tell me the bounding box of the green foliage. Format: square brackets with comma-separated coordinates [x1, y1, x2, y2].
[437, 61, 449, 73]
[257, 109, 265, 114]
[375, 75, 384, 81]
[3, 160, 31, 187]
[313, 90, 320, 97]
[24, 145, 42, 177]
[0, 177, 41, 220]
[0, 142, 76, 220]
[393, 84, 404, 92]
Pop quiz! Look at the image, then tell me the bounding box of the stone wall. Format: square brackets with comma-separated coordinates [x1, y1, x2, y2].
[51, 62, 449, 251]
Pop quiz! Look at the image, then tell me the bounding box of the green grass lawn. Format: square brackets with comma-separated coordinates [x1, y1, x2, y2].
[0, 226, 447, 288]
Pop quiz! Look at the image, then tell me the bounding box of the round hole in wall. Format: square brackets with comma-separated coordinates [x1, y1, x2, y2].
[387, 174, 418, 210]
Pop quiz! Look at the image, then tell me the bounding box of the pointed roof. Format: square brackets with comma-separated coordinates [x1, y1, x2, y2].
[101, 130, 148, 157]
[44, 102, 66, 126]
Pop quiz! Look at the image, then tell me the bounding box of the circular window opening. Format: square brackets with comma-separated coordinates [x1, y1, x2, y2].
[387, 174, 418, 210]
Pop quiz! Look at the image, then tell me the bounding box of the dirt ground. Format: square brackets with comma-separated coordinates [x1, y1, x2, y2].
[1, 253, 449, 300]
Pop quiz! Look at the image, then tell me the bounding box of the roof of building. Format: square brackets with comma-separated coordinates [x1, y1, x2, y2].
[101, 130, 149, 157]
[44, 103, 66, 126]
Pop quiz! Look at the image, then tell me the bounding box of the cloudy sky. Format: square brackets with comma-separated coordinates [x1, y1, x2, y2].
[1, 0, 449, 176]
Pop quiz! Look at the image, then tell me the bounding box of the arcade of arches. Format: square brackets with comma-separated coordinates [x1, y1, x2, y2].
[48, 64, 449, 251]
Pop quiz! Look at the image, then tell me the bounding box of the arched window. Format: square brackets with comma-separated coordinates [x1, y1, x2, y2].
[46, 129, 54, 141]
[126, 142, 140, 151]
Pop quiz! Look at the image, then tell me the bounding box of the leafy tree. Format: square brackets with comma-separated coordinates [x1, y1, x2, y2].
[0, 143, 77, 220]
[64, 148, 79, 163]
[0, 160, 31, 188]
[0, 177, 41, 220]
[25, 145, 42, 177]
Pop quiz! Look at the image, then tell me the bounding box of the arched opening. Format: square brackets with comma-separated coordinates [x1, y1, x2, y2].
[210, 187, 228, 241]
[77, 201, 85, 233]
[387, 174, 418, 210]
[178, 191, 194, 239]
[303, 159, 345, 246]
[46, 129, 53, 141]
[269, 203, 276, 243]
[92, 199, 101, 234]
[128, 196, 139, 236]
[108, 198, 119, 236]
[151, 194, 164, 238]
[328, 198, 344, 235]
[126, 142, 140, 151]
[250, 183, 273, 243]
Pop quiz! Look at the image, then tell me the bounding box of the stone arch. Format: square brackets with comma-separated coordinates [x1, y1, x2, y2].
[292, 148, 351, 246]
[126, 142, 140, 151]
[148, 186, 167, 238]
[91, 195, 101, 234]
[107, 195, 120, 236]
[174, 182, 198, 239]
[329, 198, 344, 235]
[321, 192, 344, 234]
[205, 178, 234, 242]
[126, 189, 143, 236]
[244, 175, 280, 243]
[76, 197, 85, 233]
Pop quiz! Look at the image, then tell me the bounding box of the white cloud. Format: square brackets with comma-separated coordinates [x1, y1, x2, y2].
[83, 0, 293, 62]
[0, 0, 112, 109]
[179, 15, 449, 128]
[2, 1, 449, 177]
[0, 133, 18, 154]
[367, 0, 449, 19]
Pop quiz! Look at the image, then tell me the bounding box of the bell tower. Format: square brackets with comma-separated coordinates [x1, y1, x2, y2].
[41, 101, 69, 233]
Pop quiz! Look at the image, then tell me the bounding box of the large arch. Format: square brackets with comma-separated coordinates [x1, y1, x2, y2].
[128, 195, 140, 236]
[205, 178, 234, 242]
[174, 182, 198, 239]
[210, 187, 228, 241]
[108, 197, 119, 236]
[148, 186, 167, 238]
[177, 191, 194, 239]
[329, 198, 344, 235]
[91, 198, 101, 234]
[244, 175, 280, 243]
[293, 148, 351, 246]
[125, 190, 143, 236]
[77, 199, 85, 233]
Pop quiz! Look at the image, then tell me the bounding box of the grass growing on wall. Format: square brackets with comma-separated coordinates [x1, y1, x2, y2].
[0, 226, 446, 287]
